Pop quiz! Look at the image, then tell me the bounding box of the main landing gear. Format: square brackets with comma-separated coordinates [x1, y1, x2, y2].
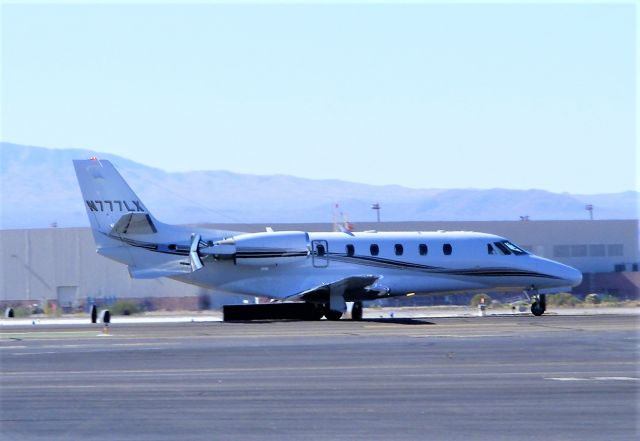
[221, 301, 362, 321]
[324, 309, 343, 321]
[320, 301, 363, 321]
[351, 301, 363, 321]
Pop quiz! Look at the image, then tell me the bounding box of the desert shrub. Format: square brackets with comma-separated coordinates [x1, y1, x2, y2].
[11, 306, 32, 318]
[109, 300, 141, 316]
[585, 293, 601, 304]
[546, 293, 581, 307]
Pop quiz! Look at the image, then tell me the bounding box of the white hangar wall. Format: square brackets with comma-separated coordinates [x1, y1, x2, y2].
[0, 228, 204, 308]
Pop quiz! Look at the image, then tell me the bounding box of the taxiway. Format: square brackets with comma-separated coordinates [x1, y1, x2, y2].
[1, 314, 638, 440]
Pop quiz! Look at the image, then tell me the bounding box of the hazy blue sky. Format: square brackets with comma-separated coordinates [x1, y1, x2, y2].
[1, 1, 637, 193]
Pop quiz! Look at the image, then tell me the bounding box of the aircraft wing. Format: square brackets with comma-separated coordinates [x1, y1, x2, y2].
[128, 266, 191, 279]
[288, 275, 389, 303]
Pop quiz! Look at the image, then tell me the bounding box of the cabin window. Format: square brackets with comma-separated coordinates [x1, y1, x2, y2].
[443, 243, 452, 255]
[316, 244, 326, 256]
[419, 244, 428, 256]
[346, 244, 355, 256]
[370, 244, 379, 256]
[394, 244, 403, 256]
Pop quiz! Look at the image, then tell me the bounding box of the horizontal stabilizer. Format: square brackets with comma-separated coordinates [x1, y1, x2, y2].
[111, 213, 158, 235]
[125, 234, 206, 279]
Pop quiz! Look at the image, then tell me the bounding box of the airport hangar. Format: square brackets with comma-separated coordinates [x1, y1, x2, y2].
[0, 219, 638, 311]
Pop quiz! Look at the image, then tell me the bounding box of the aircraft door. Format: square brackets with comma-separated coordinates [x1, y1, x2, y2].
[311, 240, 329, 268]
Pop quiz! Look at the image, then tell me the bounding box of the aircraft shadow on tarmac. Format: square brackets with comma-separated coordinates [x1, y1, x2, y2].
[224, 318, 436, 325]
[361, 317, 436, 325]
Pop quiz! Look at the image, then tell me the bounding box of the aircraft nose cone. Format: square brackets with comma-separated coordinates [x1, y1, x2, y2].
[564, 266, 583, 287]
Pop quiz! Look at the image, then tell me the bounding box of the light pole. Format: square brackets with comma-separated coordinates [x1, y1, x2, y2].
[585, 204, 594, 220]
[371, 202, 381, 223]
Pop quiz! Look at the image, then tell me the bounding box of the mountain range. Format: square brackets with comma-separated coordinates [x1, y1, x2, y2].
[1, 142, 637, 229]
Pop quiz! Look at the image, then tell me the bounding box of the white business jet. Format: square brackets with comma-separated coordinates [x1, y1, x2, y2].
[73, 159, 582, 320]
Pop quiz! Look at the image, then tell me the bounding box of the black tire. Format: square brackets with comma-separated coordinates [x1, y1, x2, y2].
[351, 302, 363, 321]
[324, 309, 343, 321]
[90, 304, 97, 323]
[309, 304, 324, 321]
[531, 301, 545, 316]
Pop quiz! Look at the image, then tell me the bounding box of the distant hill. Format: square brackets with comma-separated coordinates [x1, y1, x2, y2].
[1, 142, 637, 229]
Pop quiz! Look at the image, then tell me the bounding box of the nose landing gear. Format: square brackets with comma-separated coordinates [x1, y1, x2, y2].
[524, 288, 547, 316]
[531, 294, 546, 316]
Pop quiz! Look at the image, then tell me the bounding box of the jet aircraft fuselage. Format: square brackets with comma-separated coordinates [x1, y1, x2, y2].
[74, 159, 582, 319]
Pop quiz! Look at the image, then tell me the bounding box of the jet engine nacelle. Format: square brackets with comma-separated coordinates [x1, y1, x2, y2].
[207, 231, 310, 266]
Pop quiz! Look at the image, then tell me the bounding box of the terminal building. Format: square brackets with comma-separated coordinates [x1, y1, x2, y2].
[1, 220, 638, 311]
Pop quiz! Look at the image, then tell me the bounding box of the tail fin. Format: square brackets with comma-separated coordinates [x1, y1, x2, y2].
[73, 158, 199, 278]
[73, 159, 157, 238]
[73, 158, 237, 279]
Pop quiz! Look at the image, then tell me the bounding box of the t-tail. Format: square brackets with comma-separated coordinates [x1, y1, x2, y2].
[73, 159, 228, 279]
[73, 159, 159, 241]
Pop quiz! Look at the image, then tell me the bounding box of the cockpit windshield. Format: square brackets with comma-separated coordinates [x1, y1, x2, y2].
[501, 241, 528, 255]
[491, 241, 528, 256]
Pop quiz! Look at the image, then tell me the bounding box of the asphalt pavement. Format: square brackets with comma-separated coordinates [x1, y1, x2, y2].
[1, 315, 638, 441]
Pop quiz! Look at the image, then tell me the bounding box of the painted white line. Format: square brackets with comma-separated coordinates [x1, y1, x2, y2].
[592, 376, 640, 381]
[545, 377, 587, 381]
[545, 377, 639, 382]
[11, 351, 58, 356]
[410, 334, 513, 338]
[0, 316, 222, 326]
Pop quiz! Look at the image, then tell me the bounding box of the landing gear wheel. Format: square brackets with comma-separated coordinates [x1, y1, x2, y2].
[310, 304, 324, 321]
[351, 302, 363, 321]
[530, 293, 547, 316]
[324, 309, 343, 321]
[531, 301, 545, 316]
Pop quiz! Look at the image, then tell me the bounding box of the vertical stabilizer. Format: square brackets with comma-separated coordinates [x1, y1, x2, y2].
[73, 158, 194, 275]
[73, 159, 154, 236]
[73, 158, 238, 278]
